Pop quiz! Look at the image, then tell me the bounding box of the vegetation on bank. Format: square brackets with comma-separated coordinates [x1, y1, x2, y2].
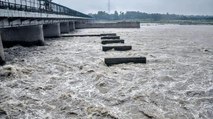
[89, 11, 213, 25]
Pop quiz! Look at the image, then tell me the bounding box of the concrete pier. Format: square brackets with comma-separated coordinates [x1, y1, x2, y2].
[105, 57, 146, 66]
[43, 23, 61, 38]
[1, 25, 44, 47]
[103, 46, 132, 51]
[101, 36, 120, 39]
[102, 40, 125, 45]
[69, 21, 75, 31]
[60, 22, 70, 34]
[0, 35, 5, 65]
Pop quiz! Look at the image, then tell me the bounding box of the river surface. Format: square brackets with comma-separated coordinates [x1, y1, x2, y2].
[0, 24, 213, 119]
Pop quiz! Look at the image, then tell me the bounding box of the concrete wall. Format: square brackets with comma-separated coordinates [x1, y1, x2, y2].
[1, 25, 44, 47]
[0, 34, 5, 65]
[60, 22, 70, 34]
[43, 23, 61, 38]
[73, 22, 76, 30]
[76, 22, 140, 29]
[69, 21, 75, 31]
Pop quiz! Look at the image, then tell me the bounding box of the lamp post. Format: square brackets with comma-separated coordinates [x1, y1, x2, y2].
[108, 0, 110, 14]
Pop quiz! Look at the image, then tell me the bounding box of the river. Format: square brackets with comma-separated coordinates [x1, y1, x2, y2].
[0, 24, 213, 119]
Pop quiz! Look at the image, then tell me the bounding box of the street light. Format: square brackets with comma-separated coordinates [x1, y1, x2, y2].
[108, 0, 110, 14]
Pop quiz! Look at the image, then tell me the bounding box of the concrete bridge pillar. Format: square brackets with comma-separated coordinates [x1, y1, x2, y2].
[0, 35, 5, 65]
[75, 21, 81, 29]
[1, 25, 44, 47]
[43, 23, 61, 38]
[75, 21, 87, 29]
[60, 22, 70, 34]
[69, 21, 75, 31]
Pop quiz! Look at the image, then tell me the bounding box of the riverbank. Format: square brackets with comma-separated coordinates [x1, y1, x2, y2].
[94, 20, 213, 25]
[140, 20, 213, 25]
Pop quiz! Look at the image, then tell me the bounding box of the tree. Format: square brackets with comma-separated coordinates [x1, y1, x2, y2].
[113, 11, 119, 20]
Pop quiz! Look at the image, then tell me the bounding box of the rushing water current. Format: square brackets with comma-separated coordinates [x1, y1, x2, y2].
[0, 24, 213, 119]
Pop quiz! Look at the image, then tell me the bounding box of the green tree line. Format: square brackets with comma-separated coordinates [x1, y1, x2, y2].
[89, 11, 213, 22]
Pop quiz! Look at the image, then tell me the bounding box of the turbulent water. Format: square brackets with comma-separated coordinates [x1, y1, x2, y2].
[0, 24, 213, 119]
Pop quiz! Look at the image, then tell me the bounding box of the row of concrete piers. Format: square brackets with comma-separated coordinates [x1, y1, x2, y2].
[0, 21, 77, 65]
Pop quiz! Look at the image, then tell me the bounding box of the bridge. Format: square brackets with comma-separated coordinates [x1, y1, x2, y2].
[0, 0, 92, 65]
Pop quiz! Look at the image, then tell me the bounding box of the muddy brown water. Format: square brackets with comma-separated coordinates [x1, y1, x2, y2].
[0, 24, 213, 119]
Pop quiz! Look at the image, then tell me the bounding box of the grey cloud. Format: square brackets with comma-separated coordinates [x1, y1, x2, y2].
[54, 0, 213, 15]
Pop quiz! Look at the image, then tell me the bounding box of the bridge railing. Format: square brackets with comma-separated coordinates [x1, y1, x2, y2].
[0, 0, 91, 18]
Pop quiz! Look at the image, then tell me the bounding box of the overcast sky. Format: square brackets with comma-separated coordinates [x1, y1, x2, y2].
[53, 0, 213, 15]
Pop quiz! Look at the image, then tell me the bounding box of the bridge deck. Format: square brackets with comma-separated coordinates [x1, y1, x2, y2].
[0, 0, 92, 28]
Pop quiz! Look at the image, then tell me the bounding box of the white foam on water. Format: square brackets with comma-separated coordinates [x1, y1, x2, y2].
[0, 24, 213, 119]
